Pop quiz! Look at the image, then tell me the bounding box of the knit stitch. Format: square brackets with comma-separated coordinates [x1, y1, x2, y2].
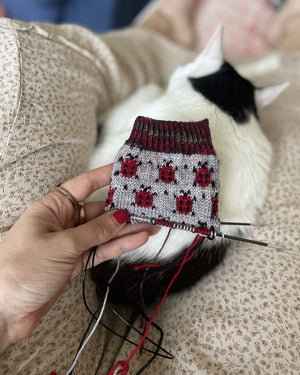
[105, 116, 220, 234]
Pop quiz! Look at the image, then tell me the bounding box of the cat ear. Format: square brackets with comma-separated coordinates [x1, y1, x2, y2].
[255, 82, 289, 108]
[198, 24, 224, 61]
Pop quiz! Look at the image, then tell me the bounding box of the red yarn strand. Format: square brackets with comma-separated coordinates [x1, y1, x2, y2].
[108, 235, 203, 374]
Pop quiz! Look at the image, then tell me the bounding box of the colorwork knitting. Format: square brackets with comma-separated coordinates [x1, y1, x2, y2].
[105, 116, 220, 235]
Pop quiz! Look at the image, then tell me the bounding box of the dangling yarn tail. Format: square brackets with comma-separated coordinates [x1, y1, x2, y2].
[109, 361, 129, 375]
[108, 235, 203, 375]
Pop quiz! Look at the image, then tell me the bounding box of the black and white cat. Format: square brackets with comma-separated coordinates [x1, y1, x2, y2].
[89, 26, 287, 306]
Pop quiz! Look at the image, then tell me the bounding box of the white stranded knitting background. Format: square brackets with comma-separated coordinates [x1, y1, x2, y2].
[88, 26, 288, 306]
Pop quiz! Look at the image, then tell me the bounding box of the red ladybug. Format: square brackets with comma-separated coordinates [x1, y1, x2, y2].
[159, 164, 175, 184]
[212, 196, 219, 218]
[105, 186, 115, 207]
[135, 190, 154, 208]
[194, 168, 211, 187]
[176, 193, 193, 215]
[120, 158, 138, 178]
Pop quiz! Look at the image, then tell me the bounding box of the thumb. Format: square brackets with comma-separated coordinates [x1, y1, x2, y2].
[63, 209, 130, 254]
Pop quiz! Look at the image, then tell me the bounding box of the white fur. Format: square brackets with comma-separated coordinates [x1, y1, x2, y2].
[88, 30, 283, 264]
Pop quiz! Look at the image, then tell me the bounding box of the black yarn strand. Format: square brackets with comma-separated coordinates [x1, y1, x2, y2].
[109, 304, 173, 360]
[82, 247, 173, 360]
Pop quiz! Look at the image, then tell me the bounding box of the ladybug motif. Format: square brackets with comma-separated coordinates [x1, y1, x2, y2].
[212, 195, 219, 218]
[159, 161, 176, 184]
[194, 167, 211, 187]
[134, 186, 154, 208]
[105, 186, 115, 208]
[176, 191, 193, 215]
[120, 157, 138, 178]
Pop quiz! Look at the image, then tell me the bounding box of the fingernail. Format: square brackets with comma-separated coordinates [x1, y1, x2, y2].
[113, 210, 130, 224]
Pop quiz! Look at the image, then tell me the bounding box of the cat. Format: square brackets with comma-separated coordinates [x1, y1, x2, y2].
[89, 26, 287, 307]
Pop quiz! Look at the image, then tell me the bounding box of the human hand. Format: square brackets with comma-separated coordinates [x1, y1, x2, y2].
[0, 164, 157, 351]
[266, 0, 300, 50]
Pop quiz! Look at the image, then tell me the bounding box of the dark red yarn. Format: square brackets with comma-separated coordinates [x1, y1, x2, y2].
[134, 263, 161, 271]
[125, 116, 215, 155]
[108, 235, 204, 375]
[109, 360, 129, 375]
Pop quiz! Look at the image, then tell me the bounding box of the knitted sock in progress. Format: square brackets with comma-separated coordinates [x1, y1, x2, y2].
[105, 116, 220, 235]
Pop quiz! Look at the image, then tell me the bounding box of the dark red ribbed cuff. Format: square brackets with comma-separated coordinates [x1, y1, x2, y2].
[125, 116, 215, 155]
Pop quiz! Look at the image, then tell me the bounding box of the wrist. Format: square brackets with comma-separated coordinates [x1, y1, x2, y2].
[0, 254, 26, 351]
[0, 296, 40, 352]
[0, 273, 16, 352]
[0, 291, 29, 352]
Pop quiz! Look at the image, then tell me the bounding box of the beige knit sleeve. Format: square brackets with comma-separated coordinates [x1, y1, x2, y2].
[37, 22, 195, 110]
[99, 27, 195, 105]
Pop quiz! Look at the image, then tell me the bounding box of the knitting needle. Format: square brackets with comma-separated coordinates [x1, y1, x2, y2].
[220, 222, 268, 227]
[216, 232, 299, 258]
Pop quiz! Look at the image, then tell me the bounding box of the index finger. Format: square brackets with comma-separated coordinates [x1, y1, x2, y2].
[62, 164, 113, 201]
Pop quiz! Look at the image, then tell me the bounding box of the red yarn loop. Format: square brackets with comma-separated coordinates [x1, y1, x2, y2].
[108, 360, 129, 375]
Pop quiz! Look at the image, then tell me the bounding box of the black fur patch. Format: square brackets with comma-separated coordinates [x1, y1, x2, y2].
[92, 239, 228, 307]
[189, 62, 258, 124]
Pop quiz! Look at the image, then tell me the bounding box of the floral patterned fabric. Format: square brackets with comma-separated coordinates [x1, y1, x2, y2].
[0, 18, 299, 375]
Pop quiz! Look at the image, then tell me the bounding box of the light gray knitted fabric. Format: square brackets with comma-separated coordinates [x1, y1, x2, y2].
[105, 116, 220, 234]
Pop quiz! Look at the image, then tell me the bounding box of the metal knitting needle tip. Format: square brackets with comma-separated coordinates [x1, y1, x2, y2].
[258, 243, 295, 253]
[273, 247, 300, 258]
[220, 222, 269, 227]
[216, 232, 298, 256]
[267, 244, 287, 251]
